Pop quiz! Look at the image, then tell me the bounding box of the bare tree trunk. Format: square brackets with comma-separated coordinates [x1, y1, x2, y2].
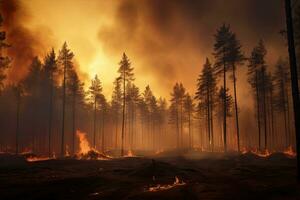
[262, 68, 268, 150]
[93, 99, 96, 149]
[16, 93, 20, 155]
[48, 76, 53, 157]
[285, 0, 300, 181]
[223, 56, 227, 152]
[72, 94, 76, 155]
[255, 71, 262, 150]
[121, 70, 126, 156]
[232, 65, 240, 152]
[115, 112, 118, 149]
[61, 59, 66, 157]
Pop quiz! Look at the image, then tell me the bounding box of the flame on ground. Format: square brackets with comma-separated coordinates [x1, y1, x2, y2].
[149, 176, 186, 192]
[76, 130, 91, 155]
[26, 156, 51, 162]
[125, 150, 134, 157]
[284, 146, 296, 157]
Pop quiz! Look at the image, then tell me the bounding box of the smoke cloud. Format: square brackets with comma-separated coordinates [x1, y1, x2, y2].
[98, 0, 287, 97]
[1, 0, 53, 83]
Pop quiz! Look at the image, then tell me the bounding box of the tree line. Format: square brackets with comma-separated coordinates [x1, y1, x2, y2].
[0, 12, 299, 156]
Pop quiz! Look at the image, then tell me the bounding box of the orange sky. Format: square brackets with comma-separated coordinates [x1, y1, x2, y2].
[3, 0, 287, 102]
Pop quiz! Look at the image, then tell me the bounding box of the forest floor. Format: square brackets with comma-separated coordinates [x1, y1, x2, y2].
[0, 150, 299, 200]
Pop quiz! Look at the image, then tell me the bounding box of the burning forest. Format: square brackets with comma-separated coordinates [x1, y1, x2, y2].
[0, 0, 300, 199]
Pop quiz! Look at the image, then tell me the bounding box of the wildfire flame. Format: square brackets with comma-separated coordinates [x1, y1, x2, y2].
[149, 176, 186, 192]
[284, 146, 296, 157]
[76, 130, 91, 155]
[125, 150, 134, 157]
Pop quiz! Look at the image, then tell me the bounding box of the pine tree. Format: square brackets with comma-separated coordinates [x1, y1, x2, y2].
[228, 32, 245, 152]
[43, 49, 57, 157]
[184, 93, 195, 150]
[170, 83, 186, 149]
[88, 75, 102, 149]
[195, 58, 217, 150]
[111, 77, 122, 149]
[67, 69, 84, 154]
[213, 24, 233, 152]
[216, 87, 233, 150]
[58, 42, 74, 156]
[118, 53, 134, 156]
[13, 83, 24, 154]
[248, 40, 267, 150]
[274, 59, 290, 148]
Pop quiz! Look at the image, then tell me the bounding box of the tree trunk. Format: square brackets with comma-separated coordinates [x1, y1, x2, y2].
[262, 68, 268, 150]
[61, 58, 67, 157]
[16, 93, 20, 155]
[72, 94, 76, 155]
[255, 71, 262, 150]
[93, 99, 97, 149]
[285, 0, 300, 181]
[232, 65, 240, 152]
[223, 56, 227, 152]
[121, 70, 126, 156]
[48, 76, 53, 157]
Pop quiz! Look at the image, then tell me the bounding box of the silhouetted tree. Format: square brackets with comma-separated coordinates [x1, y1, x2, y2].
[111, 77, 122, 149]
[213, 24, 233, 152]
[170, 83, 186, 149]
[248, 40, 267, 150]
[43, 49, 57, 156]
[228, 32, 245, 152]
[274, 59, 290, 148]
[67, 69, 84, 154]
[195, 58, 217, 150]
[184, 93, 195, 149]
[88, 75, 102, 149]
[118, 53, 134, 156]
[285, 0, 300, 181]
[13, 83, 24, 154]
[216, 87, 233, 150]
[58, 42, 74, 156]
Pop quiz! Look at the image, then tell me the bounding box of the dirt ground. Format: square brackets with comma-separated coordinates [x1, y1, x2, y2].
[0, 151, 299, 200]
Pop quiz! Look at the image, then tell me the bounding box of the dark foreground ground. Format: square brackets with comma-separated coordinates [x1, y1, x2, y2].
[0, 151, 299, 200]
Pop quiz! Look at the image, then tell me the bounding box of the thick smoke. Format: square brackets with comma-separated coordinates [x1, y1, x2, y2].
[0, 0, 52, 83]
[98, 0, 287, 96]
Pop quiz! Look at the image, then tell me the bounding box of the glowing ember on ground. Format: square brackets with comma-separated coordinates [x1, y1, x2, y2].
[125, 150, 134, 157]
[284, 146, 296, 157]
[149, 176, 186, 192]
[26, 156, 51, 162]
[65, 145, 70, 157]
[155, 149, 164, 155]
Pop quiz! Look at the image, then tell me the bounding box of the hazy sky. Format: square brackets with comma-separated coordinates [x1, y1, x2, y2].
[1, 0, 287, 100]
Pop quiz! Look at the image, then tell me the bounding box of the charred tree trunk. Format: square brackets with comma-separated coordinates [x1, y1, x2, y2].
[72, 94, 76, 155]
[15, 91, 21, 155]
[232, 65, 240, 152]
[48, 75, 53, 157]
[61, 59, 67, 157]
[285, 0, 300, 181]
[223, 55, 227, 152]
[93, 99, 97, 149]
[121, 69, 126, 156]
[255, 71, 262, 150]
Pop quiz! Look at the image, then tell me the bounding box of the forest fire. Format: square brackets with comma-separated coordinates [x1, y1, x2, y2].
[148, 176, 186, 192]
[284, 146, 297, 157]
[76, 130, 111, 160]
[0, 0, 299, 199]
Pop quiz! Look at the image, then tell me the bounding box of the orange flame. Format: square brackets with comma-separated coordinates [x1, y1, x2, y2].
[149, 176, 186, 192]
[76, 130, 91, 155]
[284, 146, 296, 157]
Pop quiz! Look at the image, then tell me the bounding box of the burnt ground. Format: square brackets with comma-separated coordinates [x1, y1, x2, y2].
[0, 151, 299, 200]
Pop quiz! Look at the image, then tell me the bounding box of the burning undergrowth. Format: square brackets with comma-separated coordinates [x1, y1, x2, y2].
[76, 130, 111, 160]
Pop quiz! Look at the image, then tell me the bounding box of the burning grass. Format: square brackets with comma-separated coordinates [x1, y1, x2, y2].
[148, 176, 186, 192]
